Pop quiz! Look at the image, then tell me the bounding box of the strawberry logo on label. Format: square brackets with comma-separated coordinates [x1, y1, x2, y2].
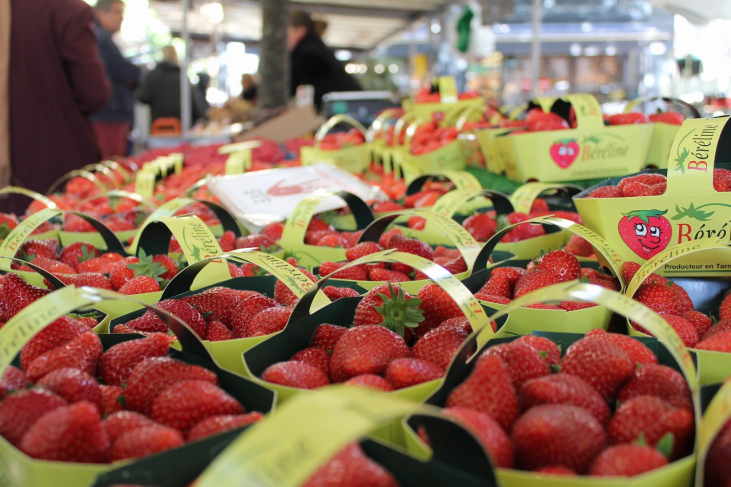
[549, 139, 579, 169]
[618, 209, 671, 259]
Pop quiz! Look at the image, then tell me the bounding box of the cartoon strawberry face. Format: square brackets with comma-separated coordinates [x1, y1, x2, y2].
[549, 139, 580, 169]
[618, 209, 672, 260]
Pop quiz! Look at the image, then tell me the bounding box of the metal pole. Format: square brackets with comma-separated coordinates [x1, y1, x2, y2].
[530, 0, 542, 98]
[181, 0, 192, 136]
[259, 0, 289, 109]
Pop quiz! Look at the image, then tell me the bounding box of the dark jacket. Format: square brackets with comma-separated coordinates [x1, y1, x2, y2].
[290, 33, 361, 111]
[7, 0, 110, 212]
[91, 22, 140, 124]
[137, 61, 204, 124]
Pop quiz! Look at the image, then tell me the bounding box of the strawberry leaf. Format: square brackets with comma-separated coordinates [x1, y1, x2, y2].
[0, 222, 12, 240]
[655, 433, 674, 459]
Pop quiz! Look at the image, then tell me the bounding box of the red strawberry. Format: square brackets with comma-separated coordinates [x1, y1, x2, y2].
[479, 274, 512, 299]
[119, 312, 167, 334]
[109, 424, 184, 461]
[20, 401, 109, 463]
[536, 249, 580, 282]
[235, 234, 280, 252]
[109, 256, 141, 290]
[76, 257, 117, 274]
[182, 286, 242, 325]
[310, 323, 348, 352]
[345, 241, 382, 262]
[230, 294, 279, 338]
[411, 318, 472, 370]
[519, 374, 611, 425]
[20, 315, 91, 370]
[561, 337, 633, 400]
[151, 380, 243, 432]
[720, 292, 731, 321]
[585, 329, 658, 366]
[491, 267, 527, 288]
[319, 261, 368, 280]
[533, 466, 577, 475]
[26, 332, 103, 383]
[102, 410, 157, 443]
[388, 234, 434, 261]
[634, 283, 685, 316]
[702, 320, 731, 341]
[589, 443, 668, 477]
[28, 256, 77, 275]
[369, 267, 410, 282]
[100, 385, 126, 415]
[152, 254, 179, 280]
[621, 261, 670, 285]
[0, 389, 67, 447]
[513, 270, 561, 298]
[218, 231, 236, 252]
[316, 233, 349, 248]
[384, 358, 443, 389]
[36, 367, 102, 411]
[303, 443, 398, 487]
[274, 268, 317, 307]
[706, 421, 731, 486]
[46, 272, 114, 290]
[227, 262, 246, 278]
[18, 239, 59, 260]
[291, 347, 331, 377]
[511, 404, 606, 473]
[446, 354, 520, 432]
[100, 333, 170, 386]
[559, 300, 595, 311]
[352, 284, 423, 336]
[442, 407, 514, 468]
[0, 365, 24, 400]
[416, 284, 465, 336]
[617, 364, 693, 411]
[500, 213, 546, 242]
[187, 412, 264, 442]
[564, 234, 594, 257]
[698, 330, 731, 352]
[586, 186, 620, 198]
[322, 286, 360, 301]
[621, 180, 666, 197]
[514, 335, 561, 366]
[59, 242, 99, 269]
[684, 311, 713, 336]
[474, 293, 512, 304]
[125, 357, 218, 415]
[660, 314, 699, 348]
[261, 361, 330, 389]
[262, 222, 285, 241]
[118, 275, 161, 295]
[462, 213, 498, 242]
[206, 320, 236, 341]
[330, 325, 410, 382]
[607, 395, 694, 460]
[618, 173, 666, 193]
[3, 273, 51, 318]
[156, 299, 208, 339]
[246, 307, 292, 337]
[344, 374, 394, 391]
[485, 342, 551, 390]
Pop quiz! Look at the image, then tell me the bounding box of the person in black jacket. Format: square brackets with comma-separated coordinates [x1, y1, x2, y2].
[137, 45, 204, 128]
[288, 11, 361, 111]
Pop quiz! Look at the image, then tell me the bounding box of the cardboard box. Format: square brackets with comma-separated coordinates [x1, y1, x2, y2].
[238, 105, 321, 143]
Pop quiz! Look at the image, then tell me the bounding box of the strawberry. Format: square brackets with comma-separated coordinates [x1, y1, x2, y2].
[660, 314, 699, 348]
[291, 347, 331, 377]
[262, 222, 285, 241]
[100, 385, 126, 415]
[102, 410, 157, 443]
[20, 401, 109, 462]
[182, 286, 242, 325]
[618, 173, 666, 194]
[316, 233, 349, 248]
[46, 272, 114, 290]
[99, 333, 170, 386]
[634, 283, 685, 316]
[368, 267, 410, 282]
[702, 320, 731, 341]
[109, 256, 140, 290]
[607, 395, 694, 460]
[617, 364, 693, 411]
[310, 323, 348, 352]
[621, 261, 667, 285]
[720, 292, 731, 321]
[384, 358, 443, 389]
[584, 329, 658, 366]
[513, 270, 561, 298]
[151, 379, 243, 432]
[698, 330, 731, 352]
[706, 422, 731, 486]
[416, 284, 465, 336]
[519, 374, 611, 425]
[330, 325, 410, 382]
[18, 239, 59, 260]
[218, 230, 236, 252]
[110, 250, 166, 290]
[119, 312, 167, 334]
[28, 256, 77, 275]
[514, 335, 561, 366]
[511, 404, 606, 473]
[125, 357, 218, 415]
[227, 262, 247, 278]
[564, 234, 594, 257]
[479, 274, 512, 299]
[322, 286, 360, 301]
[303, 443, 398, 487]
[411, 319, 471, 370]
[109, 424, 184, 461]
[462, 213, 498, 242]
[684, 310, 713, 337]
[274, 268, 317, 307]
[485, 342, 551, 390]
[0, 365, 24, 400]
[475, 293, 511, 304]
[151, 254, 179, 281]
[713, 168, 731, 192]
[536, 249, 580, 282]
[559, 300, 595, 311]
[235, 234, 280, 252]
[206, 320, 236, 341]
[352, 284, 423, 336]
[446, 355, 520, 432]
[245, 306, 292, 337]
[387, 234, 434, 261]
[0, 214, 18, 239]
[442, 407, 514, 469]
[59, 242, 99, 269]
[36, 367, 102, 411]
[156, 299, 208, 339]
[76, 257, 117, 274]
[586, 277, 620, 292]
[230, 295, 279, 338]
[261, 361, 330, 389]
[561, 337, 633, 400]
[533, 466, 577, 475]
[345, 241, 382, 262]
[20, 315, 91, 370]
[187, 412, 264, 442]
[319, 261, 368, 281]
[3, 273, 51, 318]
[26, 332, 103, 383]
[500, 213, 546, 242]
[0, 389, 67, 447]
[118, 276, 161, 295]
[344, 374, 394, 391]
[621, 180, 666, 197]
[589, 444, 668, 477]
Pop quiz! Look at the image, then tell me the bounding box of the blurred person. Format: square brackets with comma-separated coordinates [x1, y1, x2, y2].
[288, 11, 361, 111]
[137, 45, 204, 127]
[196, 72, 211, 114]
[1, 0, 110, 213]
[312, 18, 328, 38]
[241, 73, 258, 103]
[92, 0, 140, 158]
